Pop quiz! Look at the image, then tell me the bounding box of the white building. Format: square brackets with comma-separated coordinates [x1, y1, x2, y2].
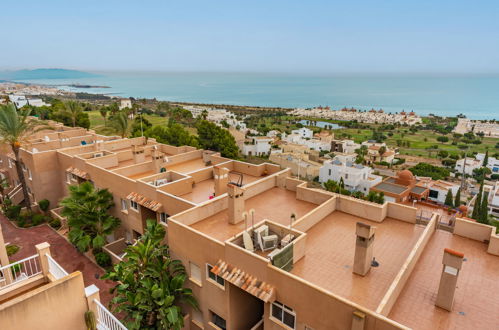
[469, 181, 499, 219]
[291, 127, 313, 139]
[427, 180, 460, 205]
[119, 98, 132, 110]
[8, 95, 48, 108]
[319, 157, 382, 194]
[242, 136, 272, 157]
[331, 139, 360, 154]
[455, 157, 483, 176]
[476, 153, 499, 174]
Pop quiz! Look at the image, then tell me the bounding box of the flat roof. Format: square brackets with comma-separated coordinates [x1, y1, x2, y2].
[190, 187, 316, 242]
[389, 230, 499, 329]
[179, 174, 261, 204]
[374, 182, 408, 194]
[411, 186, 428, 194]
[291, 212, 424, 309]
[165, 158, 210, 174]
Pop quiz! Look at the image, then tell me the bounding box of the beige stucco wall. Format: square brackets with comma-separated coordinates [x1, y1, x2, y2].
[336, 195, 387, 222]
[0, 272, 88, 330]
[376, 214, 437, 315]
[386, 202, 417, 223]
[488, 234, 499, 256]
[294, 196, 337, 232]
[454, 218, 494, 242]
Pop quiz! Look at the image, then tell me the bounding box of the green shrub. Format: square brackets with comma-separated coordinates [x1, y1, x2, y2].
[38, 199, 50, 212]
[49, 218, 61, 229]
[491, 174, 499, 180]
[5, 205, 21, 220]
[16, 218, 26, 228]
[94, 251, 112, 268]
[6, 244, 20, 256]
[32, 214, 46, 226]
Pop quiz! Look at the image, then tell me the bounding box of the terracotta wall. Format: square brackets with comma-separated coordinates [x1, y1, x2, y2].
[386, 203, 417, 223]
[336, 195, 387, 222]
[488, 234, 499, 256]
[189, 167, 213, 183]
[172, 195, 228, 226]
[265, 266, 407, 330]
[454, 218, 494, 242]
[243, 175, 276, 200]
[296, 184, 333, 205]
[294, 196, 337, 232]
[376, 214, 437, 315]
[0, 272, 88, 330]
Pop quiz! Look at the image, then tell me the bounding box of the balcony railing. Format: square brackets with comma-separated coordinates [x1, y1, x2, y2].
[0, 255, 42, 290]
[46, 254, 69, 280]
[94, 299, 127, 330]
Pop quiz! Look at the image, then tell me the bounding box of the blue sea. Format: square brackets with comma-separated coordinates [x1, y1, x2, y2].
[14, 72, 499, 119]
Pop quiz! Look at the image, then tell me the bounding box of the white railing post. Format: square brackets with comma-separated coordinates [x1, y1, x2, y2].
[85, 284, 101, 319]
[46, 254, 68, 279]
[35, 242, 51, 276]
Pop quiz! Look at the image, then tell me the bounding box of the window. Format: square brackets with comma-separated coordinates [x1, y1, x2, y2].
[28, 169, 32, 180]
[429, 190, 439, 199]
[271, 301, 296, 329]
[189, 262, 201, 285]
[121, 199, 128, 211]
[328, 169, 331, 176]
[66, 173, 72, 183]
[345, 173, 349, 179]
[206, 264, 225, 287]
[130, 200, 139, 211]
[210, 311, 226, 330]
[159, 212, 169, 224]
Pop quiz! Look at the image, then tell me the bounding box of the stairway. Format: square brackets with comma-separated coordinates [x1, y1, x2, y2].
[6, 184, 23, 205]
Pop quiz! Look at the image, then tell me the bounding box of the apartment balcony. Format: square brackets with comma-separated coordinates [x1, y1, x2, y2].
[103, 237, 136, 265]
[0, 242, 127, 329]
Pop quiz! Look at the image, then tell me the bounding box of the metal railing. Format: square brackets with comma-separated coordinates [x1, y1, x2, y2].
[94, 299, 127, 330]
[0, 255, 42, 290]
[46, 254, 68, 280]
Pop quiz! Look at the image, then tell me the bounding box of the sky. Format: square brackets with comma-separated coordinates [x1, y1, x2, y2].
[2, 0, 499, 74]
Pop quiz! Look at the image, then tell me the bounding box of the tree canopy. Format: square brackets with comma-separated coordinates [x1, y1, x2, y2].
[196, 120, 239, 159]
[60, 181, 120, 252]
[409, 163, 450, 180]
[103, 220, 197, 330]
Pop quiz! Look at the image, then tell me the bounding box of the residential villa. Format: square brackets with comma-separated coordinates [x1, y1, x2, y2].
[284, 128, 331, 152]
[361, 141, 396, 165]
[289, 107, 423, 126]
[319, 156, 382, 195]
[331, 139, 361, 154]
[242, 136, 273, 157]
[119, 98, 132, 110]
[453, 118, 499, 138]
[1, 119, 499, 330]
[8, 94, 49, 108]
[370, 170, 460, 205]
[475, 152, 499, 174]
[454, 156, 483, 176]
[269, 152, 321, 180]
[468, 181, 499, 219]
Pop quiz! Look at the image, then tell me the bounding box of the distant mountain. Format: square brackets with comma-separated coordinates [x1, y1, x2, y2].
[0, 68, 100, 80]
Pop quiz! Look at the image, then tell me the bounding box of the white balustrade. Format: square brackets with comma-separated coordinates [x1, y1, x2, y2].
[0, 255, 42, 289]
[46, 254, 68, 280]
[94, 299, 127, 330]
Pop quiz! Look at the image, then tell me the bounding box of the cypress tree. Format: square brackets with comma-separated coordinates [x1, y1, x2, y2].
[444, 190, 454, 207]
[483, 150, 489, 167]
[472, 182, 484, 220]
[454, 189, 461, 207]
[479, 192, 489, 224]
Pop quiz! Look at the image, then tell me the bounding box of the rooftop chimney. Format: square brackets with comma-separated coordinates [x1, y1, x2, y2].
[132, 145, 145, 164]
[353, 222, 376, 276]
[151, 147, 163, 173]
[227, 183, 245, 224]
[435, 248, 464, 311]
[213, 166, 230, 196]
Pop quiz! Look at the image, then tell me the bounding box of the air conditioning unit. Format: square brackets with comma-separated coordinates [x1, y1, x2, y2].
[262, 235, 278, 251]
[93, 152, 103, 158]
[154, 179, 168, 186]
[253, 225, 269, 251]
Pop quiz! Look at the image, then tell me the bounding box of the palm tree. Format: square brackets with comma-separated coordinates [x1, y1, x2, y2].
[200, 109, 208, 120]
[108, 111, 132, 138]
[60, 181, 120, 252]
[103, 220, 198, 329]
[64, 100, 82, 127]
[99, 107, 108, 126]
[0, 104, 47, 211]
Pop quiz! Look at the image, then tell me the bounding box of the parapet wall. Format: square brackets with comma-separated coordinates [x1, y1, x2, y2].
[454, 217, 499, 256]
[376, 214, 438, 316]
[336, 195, 387, 222]
[386, 202, 417, 223]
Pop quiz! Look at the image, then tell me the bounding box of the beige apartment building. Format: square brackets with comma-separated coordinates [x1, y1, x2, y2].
[1, 119, 499, 330]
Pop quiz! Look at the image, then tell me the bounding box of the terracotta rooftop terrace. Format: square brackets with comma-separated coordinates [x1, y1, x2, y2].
[179, 174, 261, 204]
[291, 212, 424, 309]
[165, 158, 210, 174]
[389, 230, 499, 330]
[190, 187, 316, 241]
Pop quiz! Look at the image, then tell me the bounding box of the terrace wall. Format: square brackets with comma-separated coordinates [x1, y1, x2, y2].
[0, 272, 88, 330]
[386, 203, 417, 223]
[336, 195, 387, 222]
[376, 214, 438, 316]
[294, 196, 337, 232]
[454, 218, 494, 242]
